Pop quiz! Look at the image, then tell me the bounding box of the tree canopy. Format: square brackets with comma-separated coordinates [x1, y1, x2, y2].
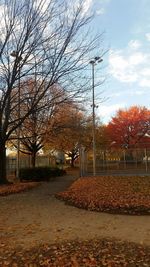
[44, 102, 92, 167]
[0, 0, 105, 183]
[107, 106, 150, 149]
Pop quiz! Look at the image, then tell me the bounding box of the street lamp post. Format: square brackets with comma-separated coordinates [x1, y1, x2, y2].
[11, 51, 22, 179]
[89, 57, 103, 176]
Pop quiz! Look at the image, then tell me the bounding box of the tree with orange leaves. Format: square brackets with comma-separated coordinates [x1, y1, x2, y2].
[107, 106, 150, 149]
[10, 80, 70, 167]
[45, 102, 92, 167]
[0, 0, 105, 184]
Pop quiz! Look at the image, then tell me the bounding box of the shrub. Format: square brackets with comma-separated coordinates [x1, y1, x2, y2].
[19, 167, 66, 182]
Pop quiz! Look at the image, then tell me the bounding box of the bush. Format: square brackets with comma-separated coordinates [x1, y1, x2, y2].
[19, 167, 66, 182]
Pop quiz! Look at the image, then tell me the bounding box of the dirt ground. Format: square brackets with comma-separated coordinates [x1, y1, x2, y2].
[0, 174, 150, 249]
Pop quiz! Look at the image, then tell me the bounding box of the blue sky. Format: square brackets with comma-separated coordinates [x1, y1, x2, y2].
[85, 0, 150, 123]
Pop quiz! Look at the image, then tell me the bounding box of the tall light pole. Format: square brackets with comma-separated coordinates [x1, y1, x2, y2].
[11, 51, 22, 179]
[89, 56, 103, 176]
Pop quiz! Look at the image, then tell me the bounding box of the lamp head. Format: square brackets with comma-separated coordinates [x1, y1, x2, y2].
[89, 60, 95, 65]
[94, 56, 100, 61]
[95, 56, 103, 63]
[89, 57, 103, 65]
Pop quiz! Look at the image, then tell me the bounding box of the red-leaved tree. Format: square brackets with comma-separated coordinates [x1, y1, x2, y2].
[107, 106, 150, 149]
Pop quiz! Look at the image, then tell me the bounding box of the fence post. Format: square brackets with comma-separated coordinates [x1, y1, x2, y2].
[135, 148, 138, 169]
[79, 146, 85, 177]
[123, 150, 126, 169]
[144, 148, 148, 173]
[84, 150, 87, 174]
[79, 147, 82, 176]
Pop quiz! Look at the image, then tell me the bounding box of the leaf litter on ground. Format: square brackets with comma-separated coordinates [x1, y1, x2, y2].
[0, 238, 150, 266]
[0, 182, 39, 196]
[56, 176, 150, 215]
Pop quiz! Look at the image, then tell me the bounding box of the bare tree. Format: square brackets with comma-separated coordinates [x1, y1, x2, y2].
[0, 0, 104, 183]
[10, 80, 69, 167]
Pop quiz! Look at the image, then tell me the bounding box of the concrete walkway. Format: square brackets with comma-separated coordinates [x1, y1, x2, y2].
[0, 174, 150, 248]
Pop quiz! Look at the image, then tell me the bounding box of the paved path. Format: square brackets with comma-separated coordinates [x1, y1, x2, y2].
[0, 174, 150, 248]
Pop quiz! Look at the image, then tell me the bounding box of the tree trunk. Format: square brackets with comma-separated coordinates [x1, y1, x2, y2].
[71, 155, 75, 168]
[31, 151, 36, 167]
[0, 142, 8, 184]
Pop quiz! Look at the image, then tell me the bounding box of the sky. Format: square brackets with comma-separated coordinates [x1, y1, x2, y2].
[83, 0, 150, 123]
[1, 0, 150, 125]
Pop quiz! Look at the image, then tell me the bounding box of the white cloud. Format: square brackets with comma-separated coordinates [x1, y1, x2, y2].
[111, 89, 146, 98]
[109, 51, 128, 69]
[140, 68, 150, 76]
[82, 0, 93, 15]
[111, 92, 122, 97]
[66, 0, 94, 18]
[95, 0, 111, 15]
[96, 8, 105, 15]
[98, 103, 125, 122]
[109, 50, 138, 82]
[134, 90, 146, 95]
[82, 0, 110, 16]
[98, 0, 111, 4]
[129, 52, 145, 65]
[109, 39, 150, 87]
[139, 79, 150, 88]
[145, 33, 150, 41]
[128, 40, 141, 50]
[35, 0, 95, 20]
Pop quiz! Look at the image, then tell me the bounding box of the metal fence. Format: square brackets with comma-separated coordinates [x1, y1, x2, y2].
[6, 155, 56, 176]
[80, 148, 150, 176]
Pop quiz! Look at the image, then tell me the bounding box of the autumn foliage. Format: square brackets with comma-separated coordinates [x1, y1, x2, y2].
[0, 182, 39, 196]
[107, 106, 150, 149]
[45, 102, 92, 167]
[56, 176, 150, 215]
[0, 239, 150, 266]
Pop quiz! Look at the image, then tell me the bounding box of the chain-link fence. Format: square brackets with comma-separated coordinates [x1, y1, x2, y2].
[6, 155, 56, 177]
[80, 147, 150, 176]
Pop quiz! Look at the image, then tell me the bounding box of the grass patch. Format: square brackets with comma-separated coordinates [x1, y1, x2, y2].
[56, 176, 150, 215]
